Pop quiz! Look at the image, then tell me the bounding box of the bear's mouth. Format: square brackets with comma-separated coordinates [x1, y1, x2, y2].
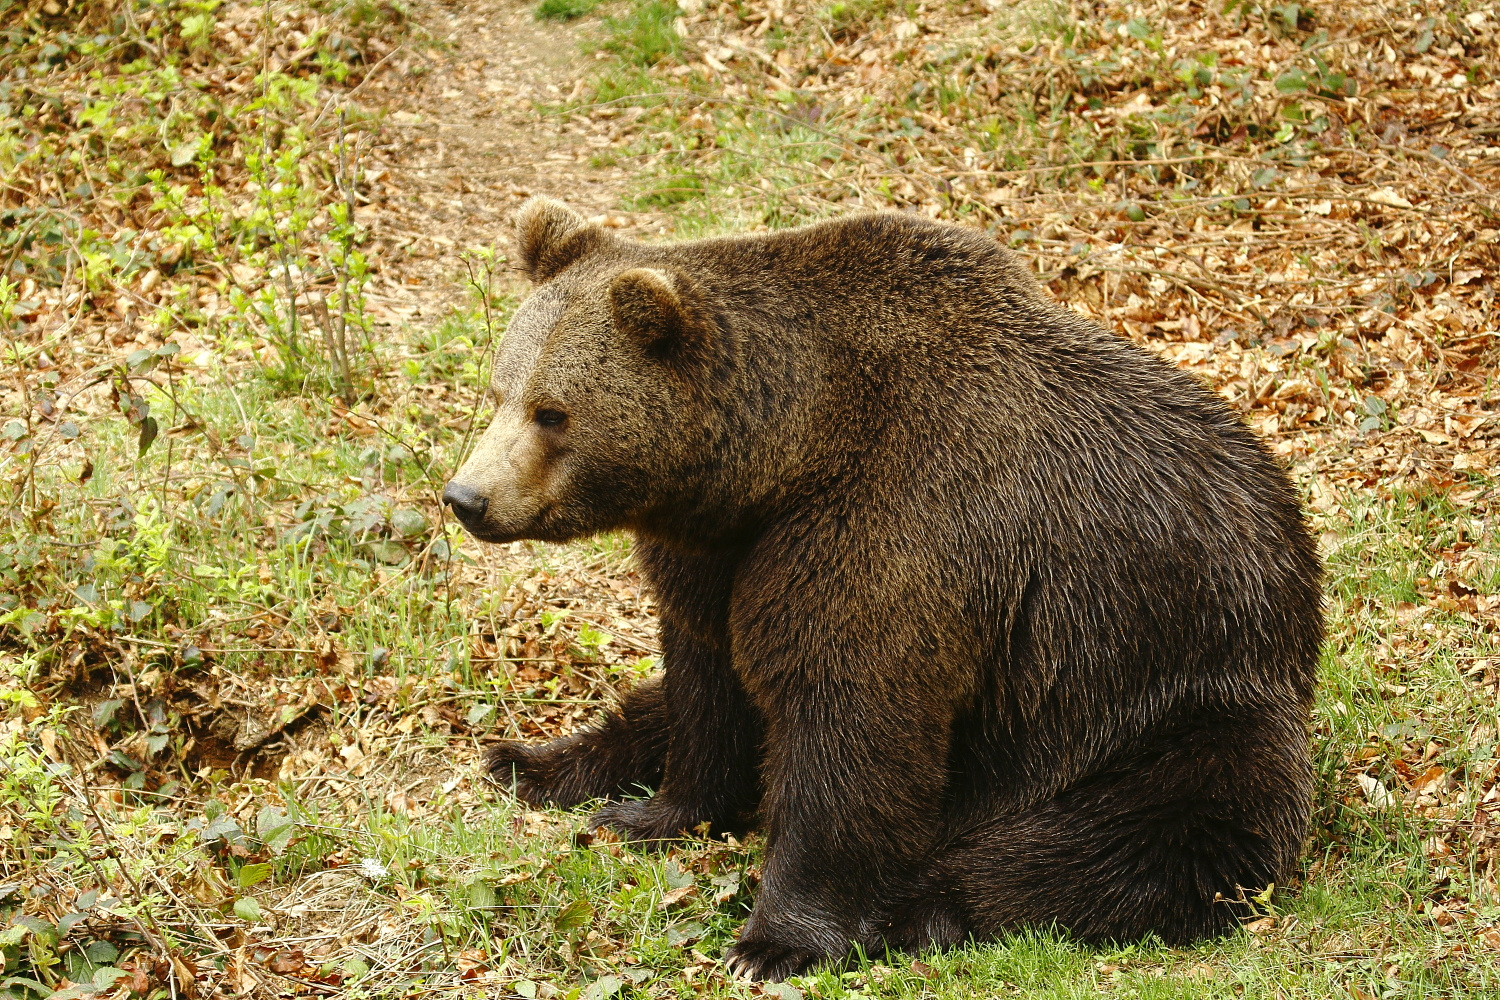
[456, 503, 572, 545]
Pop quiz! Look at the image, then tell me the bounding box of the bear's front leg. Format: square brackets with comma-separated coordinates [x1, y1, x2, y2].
[722, 685, 952, 979]
[723, 551, 958, 980]
[485, 675, 668, 807]
[586, 626, 762, 840]
[590, 543, 764, 841]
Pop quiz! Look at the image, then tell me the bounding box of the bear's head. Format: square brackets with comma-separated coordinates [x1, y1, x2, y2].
[442, 198, 726, 544]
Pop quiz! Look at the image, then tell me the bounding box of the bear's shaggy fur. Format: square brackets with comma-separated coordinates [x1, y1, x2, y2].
[444, 198, 1324, 981]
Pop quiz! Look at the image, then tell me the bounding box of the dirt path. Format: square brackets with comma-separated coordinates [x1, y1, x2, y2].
[354, 0, 662, 321]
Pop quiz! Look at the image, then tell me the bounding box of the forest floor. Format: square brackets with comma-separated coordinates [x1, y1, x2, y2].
[2, 0, 1499, 998]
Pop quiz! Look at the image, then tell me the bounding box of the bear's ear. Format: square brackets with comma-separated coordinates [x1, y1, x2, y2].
[609, 268, 713, 362]
[514, 197, 608, 283]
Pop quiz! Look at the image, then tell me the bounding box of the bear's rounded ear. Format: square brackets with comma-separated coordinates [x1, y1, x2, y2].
[609, 268, 713, 362]
[514, 197, 608, 283]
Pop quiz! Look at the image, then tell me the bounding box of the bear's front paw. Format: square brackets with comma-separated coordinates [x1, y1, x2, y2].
[589, 798, 698, 845]
[723, 939, 824, 982]
[484, 740, 567, 807]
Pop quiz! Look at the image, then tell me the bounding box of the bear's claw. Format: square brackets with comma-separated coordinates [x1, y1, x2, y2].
[723, 940, 823, 982]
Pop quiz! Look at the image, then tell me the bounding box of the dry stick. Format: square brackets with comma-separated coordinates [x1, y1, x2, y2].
[553, 609, 662, 655]
[1375, 140, 1487, 194]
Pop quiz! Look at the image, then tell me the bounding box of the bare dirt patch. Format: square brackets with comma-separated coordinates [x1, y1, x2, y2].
[355, 0, 667, 319]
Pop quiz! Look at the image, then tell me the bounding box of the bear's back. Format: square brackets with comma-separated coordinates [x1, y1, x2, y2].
[663, 214, 1320, 747]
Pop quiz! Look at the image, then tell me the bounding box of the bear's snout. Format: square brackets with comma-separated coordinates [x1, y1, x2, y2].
[442, 481, 489, 529]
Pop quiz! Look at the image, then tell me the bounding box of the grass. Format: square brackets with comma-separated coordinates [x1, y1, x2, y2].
[536, 0, 601, 22]
[598, 0, 683, 67]
[3, 0, 1500, 997]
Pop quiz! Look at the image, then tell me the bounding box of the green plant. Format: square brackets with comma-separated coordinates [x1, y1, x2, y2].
[599, 0, 682, 66]
[536, 0, 600, 21]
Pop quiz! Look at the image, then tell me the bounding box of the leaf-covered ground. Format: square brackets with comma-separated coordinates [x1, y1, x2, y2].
[2, 0, 1498, 998]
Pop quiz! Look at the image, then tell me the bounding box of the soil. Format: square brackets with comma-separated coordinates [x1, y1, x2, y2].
[354, 0, 665, 319]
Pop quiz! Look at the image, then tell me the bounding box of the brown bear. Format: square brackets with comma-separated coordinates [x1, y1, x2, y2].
[444, 198, 1323, 981]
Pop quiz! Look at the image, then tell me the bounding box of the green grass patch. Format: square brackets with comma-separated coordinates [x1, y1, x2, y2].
[536, 0, 601, 21]
[599, 0, 683, 66]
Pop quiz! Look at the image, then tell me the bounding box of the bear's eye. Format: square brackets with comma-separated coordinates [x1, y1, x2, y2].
[534, 408, 568, 429]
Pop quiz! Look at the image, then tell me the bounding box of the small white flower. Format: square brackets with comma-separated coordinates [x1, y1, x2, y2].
[358, 857, 389, 880]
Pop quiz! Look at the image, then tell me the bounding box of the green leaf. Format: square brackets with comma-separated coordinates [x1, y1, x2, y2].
[468, 881, 497, 909]
[233, 897, 262, 922]
[554, 898, 593, 931]
[92, 967, 130, 991]
[145, 731, 170, 758]
[514, 980, 538, 999]
[83, 940, 117, 964]
[663, 861, 694, 889]
[257, 806, 295, 855]
[1274, 69, 1308, 93]
[170, 136, 203, 167]
[582, 975, 623, 1000]
[40, 987, 92, 1000]
[137, 416, 159, 455]
[199, 810, 243, 846]
[366, 540, 408, 565]
[390, 508, 428, 538]
[762, 985, 804, 1000]
[238, 862, 273, 888]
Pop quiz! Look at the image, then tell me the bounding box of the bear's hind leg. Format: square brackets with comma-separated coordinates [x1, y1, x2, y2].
[889, 714, 1312, 948]
[485, 675, 669, 808]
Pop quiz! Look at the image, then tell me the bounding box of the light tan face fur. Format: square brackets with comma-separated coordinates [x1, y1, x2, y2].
[444, 276, 681, 544]
[448, 287, 569, 541]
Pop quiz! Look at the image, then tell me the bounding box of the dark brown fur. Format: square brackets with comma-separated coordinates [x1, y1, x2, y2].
[447, 198, 1324, 981]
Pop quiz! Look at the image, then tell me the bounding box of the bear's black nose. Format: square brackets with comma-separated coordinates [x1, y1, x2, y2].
[442, 482, 488, 526]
